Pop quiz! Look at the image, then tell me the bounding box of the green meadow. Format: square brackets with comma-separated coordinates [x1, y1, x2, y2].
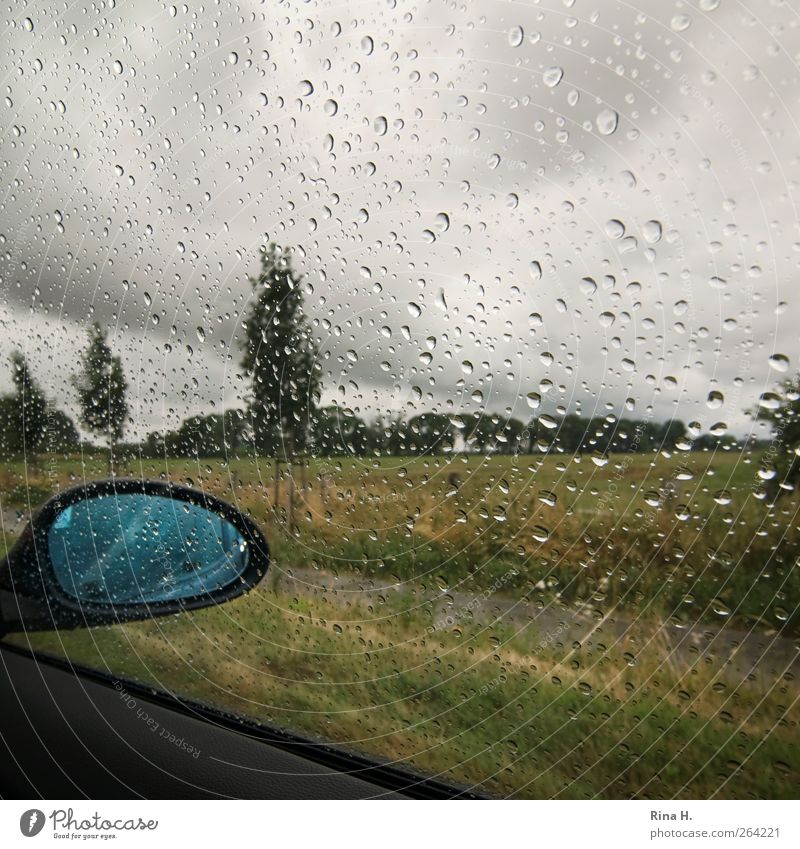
[1, 449, 798, 797]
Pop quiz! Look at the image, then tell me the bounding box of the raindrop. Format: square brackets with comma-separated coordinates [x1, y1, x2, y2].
[671, 14, 692, 32]
[532, 526, 550, 543]
[757, 392, 781, 411]
[642, 220, 663, 243]
[605, 219, 625, 239]
[227, 52, 238, 65]
[508, 26, 524, 47]
[374, 116, 388, 135]
[543, 67, 564, 88]
[706, 390, 724, 409]
[768, 354, 789, 373]
[596, 108, 619, 135]
[711, 598, 731, 617]
[529, 261, 542, 280]
[526, 392, 541, 409]
[299, 80, 314, 96]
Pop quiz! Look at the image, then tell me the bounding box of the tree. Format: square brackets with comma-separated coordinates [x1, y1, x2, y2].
[0, 353, 78, 460]
[494, 417, 526, 455]
[72, 322, 129, 457]
[311, 405, 369, 456]
[42, 407, 80, 454]
[240, 245, 321, 457]
[8, 351, 48, 456]
[462, 413, 498, 453]
[750, 375, 800, 499]
[406, 412, 455, 455]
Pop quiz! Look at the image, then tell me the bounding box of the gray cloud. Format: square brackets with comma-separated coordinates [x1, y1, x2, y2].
[1, 0, 798, 439]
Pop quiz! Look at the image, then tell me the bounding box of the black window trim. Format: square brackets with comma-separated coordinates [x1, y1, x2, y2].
[0, 640, 486, 800]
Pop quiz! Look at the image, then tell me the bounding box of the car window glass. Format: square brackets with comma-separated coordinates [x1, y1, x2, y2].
[1, 0, 798, 798]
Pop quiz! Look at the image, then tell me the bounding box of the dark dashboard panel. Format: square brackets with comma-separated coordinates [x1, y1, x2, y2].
[0, 645, 405, 799]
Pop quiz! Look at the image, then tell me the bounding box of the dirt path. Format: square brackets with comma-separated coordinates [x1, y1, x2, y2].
[275, 565, 799, 675]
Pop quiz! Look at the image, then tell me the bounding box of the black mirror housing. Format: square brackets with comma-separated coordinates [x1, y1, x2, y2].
[0, 479, 269, 634]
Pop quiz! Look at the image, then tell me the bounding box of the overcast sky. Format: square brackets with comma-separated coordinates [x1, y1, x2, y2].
[1, 0, 799, 440]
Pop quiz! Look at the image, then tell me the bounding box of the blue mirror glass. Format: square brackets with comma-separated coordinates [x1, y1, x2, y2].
[47, 493, 249, 605]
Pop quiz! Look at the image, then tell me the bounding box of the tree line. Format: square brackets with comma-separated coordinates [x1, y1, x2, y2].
[0, 244, 776, 463]
[0, 324, 128, 462]
[135, 405, 708, 460]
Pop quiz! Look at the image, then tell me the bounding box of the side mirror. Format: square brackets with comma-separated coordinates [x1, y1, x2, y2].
[0, 479, 269, 634]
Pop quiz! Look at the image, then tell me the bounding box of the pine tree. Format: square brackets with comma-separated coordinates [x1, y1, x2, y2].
[72, 322, 129, 458]
[240, 245, 321, 457]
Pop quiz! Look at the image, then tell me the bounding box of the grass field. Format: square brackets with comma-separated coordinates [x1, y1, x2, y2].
[1, 448, 798, 797]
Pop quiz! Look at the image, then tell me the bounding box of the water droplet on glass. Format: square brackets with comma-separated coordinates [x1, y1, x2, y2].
[671, 14, 692, 32]
[596, 108, 619, 135]
[768, 354, 789, 373]
[757, 392, 781, 410]
[508, 26, 524, 47]
[642, 220, 663, 243]
[543, 67, 564, 88]
[300, 80, 314, 96]
[532, 526, 550, 543]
